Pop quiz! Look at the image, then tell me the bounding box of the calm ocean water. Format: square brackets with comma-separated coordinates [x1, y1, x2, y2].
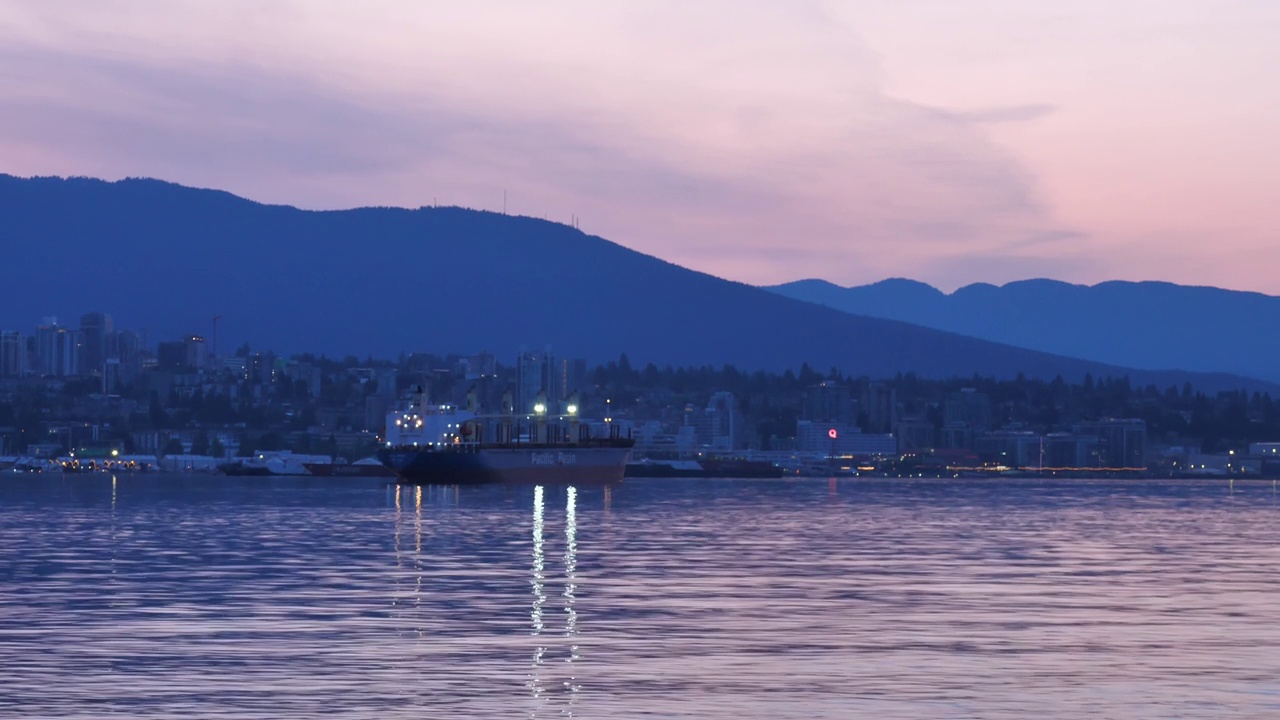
[2, 474, 1279, 718]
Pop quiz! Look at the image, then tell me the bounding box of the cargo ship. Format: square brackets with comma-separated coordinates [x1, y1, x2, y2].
[378, 387, 634, 485]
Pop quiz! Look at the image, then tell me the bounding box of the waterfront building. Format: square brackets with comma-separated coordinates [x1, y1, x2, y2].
[940, 422, 974, 451]
[974, 430, 1041, 468]
[894, 417, 936, 454]
[796, 420, 895, 456]
[1075, 419, 1148, 469]
[1044, 433, 1100, 469]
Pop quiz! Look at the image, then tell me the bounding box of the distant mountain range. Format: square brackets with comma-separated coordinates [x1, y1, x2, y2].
[0, 173, 1269, 392]
[769, 278, 1280, 385]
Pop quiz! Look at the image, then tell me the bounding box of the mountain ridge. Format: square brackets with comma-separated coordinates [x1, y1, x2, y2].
[0, 173, 1271, 393]
[769, 277, 1280, 384]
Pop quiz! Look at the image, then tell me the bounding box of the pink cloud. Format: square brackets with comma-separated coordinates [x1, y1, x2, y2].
[1, 1, 1276, 292]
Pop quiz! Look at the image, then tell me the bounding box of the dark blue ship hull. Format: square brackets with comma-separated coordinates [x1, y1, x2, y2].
[379, 443, 633, 485]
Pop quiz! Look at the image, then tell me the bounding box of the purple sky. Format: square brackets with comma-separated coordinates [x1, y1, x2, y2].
[2, 1, 1278, 291]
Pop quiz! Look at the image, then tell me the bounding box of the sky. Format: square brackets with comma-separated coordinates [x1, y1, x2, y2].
[1, 1, 1277, 292]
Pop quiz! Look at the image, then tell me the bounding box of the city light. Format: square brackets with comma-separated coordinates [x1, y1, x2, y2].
[534, 402, 547, 415]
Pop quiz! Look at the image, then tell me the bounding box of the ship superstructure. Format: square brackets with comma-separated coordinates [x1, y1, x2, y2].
[379, 386, 633, 484]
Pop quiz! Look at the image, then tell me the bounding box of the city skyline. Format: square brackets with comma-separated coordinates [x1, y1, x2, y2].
[1, 2, 1277, 293]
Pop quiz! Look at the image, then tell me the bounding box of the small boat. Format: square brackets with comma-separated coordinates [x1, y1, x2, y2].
[219, 451, 337, 476]
[303, 457, 396, 478]
[625, 458, 783, 478]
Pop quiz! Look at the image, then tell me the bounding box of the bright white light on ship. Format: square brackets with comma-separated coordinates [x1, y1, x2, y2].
[534, 403, 547, 415]
[567, 404, 578, 415]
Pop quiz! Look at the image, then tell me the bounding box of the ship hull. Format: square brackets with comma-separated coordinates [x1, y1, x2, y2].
[380, 445, 633, 485]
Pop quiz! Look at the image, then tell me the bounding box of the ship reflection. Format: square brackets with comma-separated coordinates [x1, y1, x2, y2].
[529, 485, 547, 710]
[388, 482, 585, 715]
[563, 486, 579, 709]
[529, 485, 579, 717]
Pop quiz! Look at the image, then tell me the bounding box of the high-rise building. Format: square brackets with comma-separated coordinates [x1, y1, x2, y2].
[158, 335, 208, 372]
[184, 335, 207, 372]
[156, 342, 187, 371]
[106, 329, 143, 386]
[558, 357, 588, 400]
[684, 391, 742, 452]
[376, 368, 399, 398]
[861, 382, 897, 433]
[944, 388, 993, 433]
[802, 382, 854, 424]
[78, 311, 113, 377]
[102, 358, 122, 394]
[247, 352, 277, 383]
[516, 346, 560, 415]
[35, 319, 79, 377]
[464, 352, 497, 380]
[0, 331, 24, 378]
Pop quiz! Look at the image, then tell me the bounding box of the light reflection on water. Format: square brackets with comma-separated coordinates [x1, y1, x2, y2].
[1, 475, 1280, 718]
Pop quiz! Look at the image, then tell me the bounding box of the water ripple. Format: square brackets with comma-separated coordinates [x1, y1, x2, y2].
[1, 476, 1278, 718]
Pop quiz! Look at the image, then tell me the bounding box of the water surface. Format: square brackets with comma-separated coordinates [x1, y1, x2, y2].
[2, 475, 1278, 718]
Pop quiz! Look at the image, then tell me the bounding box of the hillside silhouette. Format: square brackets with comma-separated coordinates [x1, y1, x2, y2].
[0, 174, 1268, 392]
[770, 278, 1280, 385]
